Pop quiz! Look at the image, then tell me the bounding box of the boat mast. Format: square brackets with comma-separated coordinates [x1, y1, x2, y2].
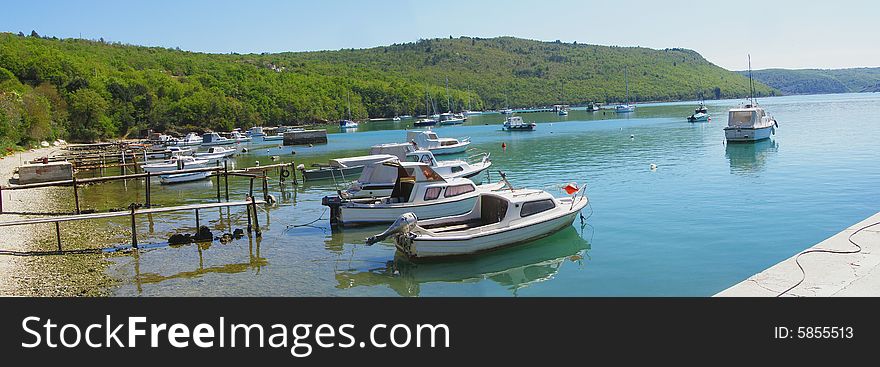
[346, 91, 352, 121]
[748, 54, 756, 105]
[445, 77, 451, 113]
[625, 66, 630, 105]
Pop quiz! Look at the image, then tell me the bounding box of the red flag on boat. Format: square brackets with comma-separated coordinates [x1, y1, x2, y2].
[563, 182, 579, 195]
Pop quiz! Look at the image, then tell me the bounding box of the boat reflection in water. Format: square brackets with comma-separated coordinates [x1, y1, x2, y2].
[334, 227, 591, 296]
[725, 139, 779, 175]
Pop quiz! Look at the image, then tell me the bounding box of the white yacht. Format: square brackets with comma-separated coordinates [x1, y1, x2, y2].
[322, 162, 503, 227]
[366, 178, 589, 260]
[344, 150, 492, 199]
[407, 130, 470, 155]
[174, 132, 202, 146]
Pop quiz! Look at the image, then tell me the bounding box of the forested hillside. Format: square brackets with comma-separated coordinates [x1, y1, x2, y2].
[741, 68, 880, 95]
[1, 32, 773, 147]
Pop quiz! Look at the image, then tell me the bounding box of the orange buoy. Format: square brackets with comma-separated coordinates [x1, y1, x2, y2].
[501, 142, 507, 151]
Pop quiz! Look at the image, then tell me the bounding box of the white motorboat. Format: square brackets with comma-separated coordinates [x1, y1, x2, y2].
[406, 130, 470, 155]
[557, 109, 569, 116]
[392, 116, 402, 121]
[201, 132, 234, 146]
[344, 150, 492, 199]
[230, 131, 251, 143]
[246, 126, 267, 138]
[463, 110, 483, 116]
[194, 146, 236, 163]
[687, 104, 710, 122]
[500, 108, 514, 115]
[299, 154, 397, 182]
[159, 171, 212, 184]
[322, 162, 502, 227]
[724, 55, 778, 142]
[143, 146, 192, 160]
[366, 179, 589, 260]
[502, 116, 536, 131]
[340, 120, 359, 129]
[141, 156, 209, 173]
[173, 132, 202, 146]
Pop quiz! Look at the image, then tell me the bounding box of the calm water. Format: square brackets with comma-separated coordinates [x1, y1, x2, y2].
[78, 93, 880, 296]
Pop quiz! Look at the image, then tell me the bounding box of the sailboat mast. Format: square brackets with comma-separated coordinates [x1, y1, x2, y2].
[445, 77, 451, 112]
[625, 66, 630, 104]
[346, 91, 352, 120]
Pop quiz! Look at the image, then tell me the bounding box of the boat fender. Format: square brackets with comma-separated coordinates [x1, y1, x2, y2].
[296, 163, 305, 171]
[255, 161, 260, 166]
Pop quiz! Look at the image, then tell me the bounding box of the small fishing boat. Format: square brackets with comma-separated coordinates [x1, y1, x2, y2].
[345, 150, 492, 199]
[687, 104, 710, 122]
[724, 56, 778, 142]
[194, 146, 236, 163]
[143, 146, 192, 160]
[413, 118, 438, 127]
[201, 132, 235, 146]
[159, 171, 212, 184]
[299, 154, 397, 182]
[246, 126, 267, 138]
[407, 130, 470, 155]
[502, 116, 536, 131]
[230, 131, 251, 143]
[557, 109, 569, 116]
[365, 177, 589, 260]
[173, 132, 202, 147]
[322, 162, 502, 227]
[438, 112, 464, 125]
[141, 156, 209, 173]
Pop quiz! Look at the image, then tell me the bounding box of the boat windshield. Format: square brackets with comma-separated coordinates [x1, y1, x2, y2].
[729, 111, 754, 126]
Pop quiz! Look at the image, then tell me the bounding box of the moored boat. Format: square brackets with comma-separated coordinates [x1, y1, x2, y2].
[407, 130, 470, 155]
[159, 171, 212, 184]
[687, 104, 710, 122]
[322, 162, 502, 227]
[299, 154, 397, 182]
[724, 55, 778, 142]
[194, 146, 236, 163]
[173, 132, 202, 147]
[141, 156, 209, 173]
[201, 132, 235, 146]
[365, 178, 589, 260]
[502, 116, 536, 131]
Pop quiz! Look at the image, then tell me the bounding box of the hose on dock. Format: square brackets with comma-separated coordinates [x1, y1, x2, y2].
[777, 220, 880, 297]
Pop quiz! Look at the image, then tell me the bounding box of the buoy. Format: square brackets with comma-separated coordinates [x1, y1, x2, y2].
[650, 163, 657, 170]
[277, 145, 283, 149]
[501, 142, 507, 151]
[242, 147, 249, 153]
[270, 155, 279, 161]
[630, 134, 635, 139]
[255, 161, 260, 166]
[291, 151, 296, 155]
[308, 144, 313, 147]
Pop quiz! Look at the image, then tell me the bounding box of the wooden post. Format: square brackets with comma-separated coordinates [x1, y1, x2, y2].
[249, 177, 255, 198]
[224, 161, 229, 202]
[246, 196, 252, 233]
[0, 186, 4, 214]
[215, 171, 221, 203]
[262, 175, 269, 201]
[250, 196, 261, 237]
[291, 162, 298, 185]
[55, 222, 62, 253]
[195, 208, 200, 228]
[72, 177, 80, 214]
[145, 172, 152, 208]
[130, 205, 138, 249]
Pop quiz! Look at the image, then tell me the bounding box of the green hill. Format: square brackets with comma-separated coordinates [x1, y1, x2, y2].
[740, 68, 880, 95]
[1, 32, 773, 146]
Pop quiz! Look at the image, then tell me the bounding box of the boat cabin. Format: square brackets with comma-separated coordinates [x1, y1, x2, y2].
[727, 106, 770, 128]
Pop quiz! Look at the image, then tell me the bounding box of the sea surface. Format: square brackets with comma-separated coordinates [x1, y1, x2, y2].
[73, 93, 880, 296]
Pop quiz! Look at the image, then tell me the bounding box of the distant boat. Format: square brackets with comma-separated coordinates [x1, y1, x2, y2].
[173, 132, 202, 147]
[586, 102, 600, 112]
[392, 116, 402, 121]
[414, 118, 438, 127]
[230, 131, 251, 143]
[141, 156, 209, 173]
[438, 112, 464, 125]
[724, 55, 778, 142]
[503, 116, 536, 131]
[201, 132, 235, 146]
[557, 109, 569, 116]
[340, 91, 358, 129]
[687, 103, 710, 122]
[500, 108, 514, 115]
[399, 115, 413, 119]
[616, 66, 636, 113]
[463, 110, 483, 116]
[194, 146, 236, 163]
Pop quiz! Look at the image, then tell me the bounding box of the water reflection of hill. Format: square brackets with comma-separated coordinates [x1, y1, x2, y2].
[335, 227, 591, 296]
[725, 140, 779, 175]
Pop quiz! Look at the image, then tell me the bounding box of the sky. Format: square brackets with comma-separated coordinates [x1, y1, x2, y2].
[3, 0, 878, 70]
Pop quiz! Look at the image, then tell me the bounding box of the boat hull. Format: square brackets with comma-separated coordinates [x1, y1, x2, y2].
[430, 142, 470, 155]
[338, 196, 478, 226]
[160, 172, 211, 184]
[398, 204, 583, 260]
[724, 125, 774, 142]
[688, 113, 710, 122]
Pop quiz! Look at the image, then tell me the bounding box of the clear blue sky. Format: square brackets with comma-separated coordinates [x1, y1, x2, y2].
[4, 0, 877, 70]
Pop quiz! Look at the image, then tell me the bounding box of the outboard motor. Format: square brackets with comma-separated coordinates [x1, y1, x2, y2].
[321, 195, 344, 226]
[365, 212, 418, 245]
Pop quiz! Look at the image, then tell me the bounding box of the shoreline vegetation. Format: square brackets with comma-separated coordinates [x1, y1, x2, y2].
[2, 32, 776, 151]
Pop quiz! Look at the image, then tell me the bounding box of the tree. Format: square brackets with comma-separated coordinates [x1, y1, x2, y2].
[68, 89, 112, 141]
[30, 30, 39, 38]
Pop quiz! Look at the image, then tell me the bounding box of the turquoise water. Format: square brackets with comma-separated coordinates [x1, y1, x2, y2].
[95, 93, 879, 296]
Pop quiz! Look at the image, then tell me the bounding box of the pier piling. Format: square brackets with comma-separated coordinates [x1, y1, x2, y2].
[72, 177, 80, 214]
[55, 222, 62, 253]
[130, 204, 138, 249]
